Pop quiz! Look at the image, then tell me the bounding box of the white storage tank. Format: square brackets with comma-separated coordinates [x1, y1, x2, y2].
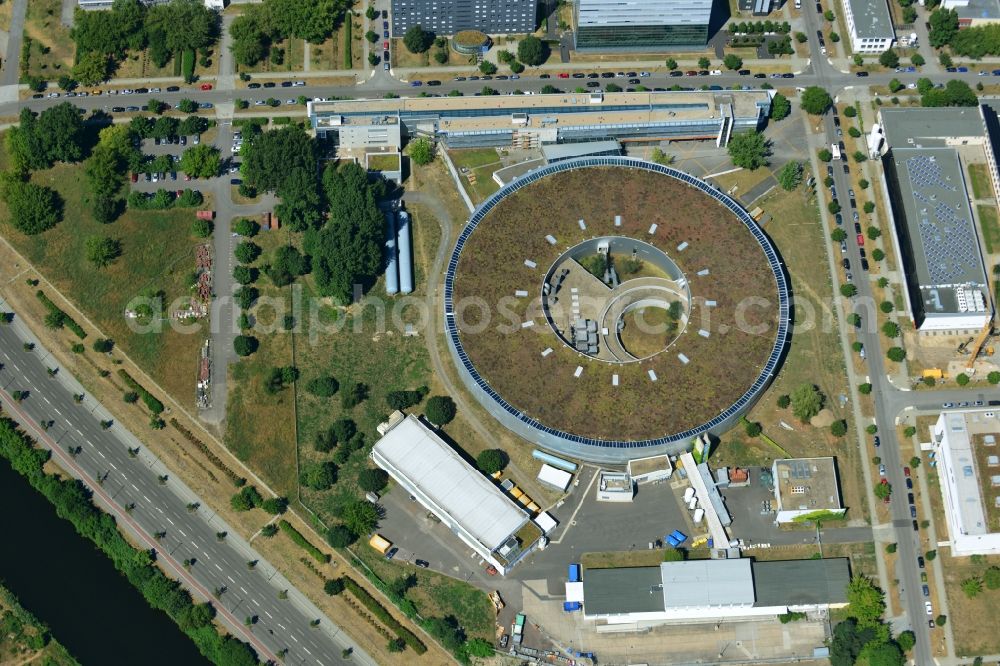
[683, 487, 695, 503]
[693, 508, 705, 524]
[687, 497, 698, 511]
[385, 212, 399, 295]
[397, 210, 414, 294]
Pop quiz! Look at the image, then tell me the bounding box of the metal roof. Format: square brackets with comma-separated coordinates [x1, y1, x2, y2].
[582, 566, 666, 615]
[660, 560, 755, 607]
[751, 559, 850, 607]
[880, 107, 986, 148]
[577, 0, 713, 27]
[371, 415, 528, 551]
[541, 140, 622, 162]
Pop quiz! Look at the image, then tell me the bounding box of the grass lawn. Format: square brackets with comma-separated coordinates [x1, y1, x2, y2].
[725, 185, 865, 521]
[619, 307, 677, 358]
[968, 163, 995, 200]
[24, 0, 74, 81]
[0, 158, 207, 412]
[223, 228, 298, 496]
[308, 26, 349, 71]
[367, 154, 400, 172]
[449, 148, 504, 203]
[979, 205, 1000, 254]
[113, 46, 218, 81]
[236, 38, 306, 75]
[941, 550, 1000, 655]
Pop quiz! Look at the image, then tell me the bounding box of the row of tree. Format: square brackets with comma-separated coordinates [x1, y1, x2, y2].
[71, 0, 219, 84]
[0, 417, 260, 665]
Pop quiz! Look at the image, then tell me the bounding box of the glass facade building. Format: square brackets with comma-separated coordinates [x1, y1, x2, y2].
[575, 0, 713, 51]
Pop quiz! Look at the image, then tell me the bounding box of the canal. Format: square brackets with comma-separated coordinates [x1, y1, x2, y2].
[0, 455, 210, 665]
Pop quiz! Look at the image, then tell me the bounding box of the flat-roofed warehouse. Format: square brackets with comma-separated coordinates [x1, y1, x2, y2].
[308, 90, 773, 152]
[371, 414, 542, 574]
[876, 107, 996, 334]
[581, 558, 849, 624]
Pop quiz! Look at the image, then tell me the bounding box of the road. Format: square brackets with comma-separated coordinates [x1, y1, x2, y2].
[0, 298, 374, 666]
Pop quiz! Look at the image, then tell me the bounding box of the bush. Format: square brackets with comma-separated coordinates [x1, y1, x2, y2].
[36, 291, 85, 339]
[191, 218, 212, 238]
[358, 468, 389, 492]
[117, 370, 164, 414]
[278, 520, 329, 564]
[326, 525, 356, 547]
[233, 335, 259, 357]
[324, 578, 345, 595]
[425, 395, 456, 426]
[887, 347, 906, 362]
[230, 485, 262, 511]
[306, 376, 339, 397]
[831, 420, 848, 437]
[386, 386, 429, 411]
[342, 576, 426, 653]
[777, 394, 790, 409]
[261, 497, 288, 515]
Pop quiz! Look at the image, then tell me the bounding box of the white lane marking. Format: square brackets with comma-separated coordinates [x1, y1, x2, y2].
[241, 587, 247, 594]
[178, 529, 187, 537]
[291, 635, 298, 643]
[304, 648, 312, 655]
[143, 495, 151, 502]
[76, 429, 84, 437]
[277, 622, 284, 629]
[157, 507, 163, 514]
[227, 576, 235, 583]
[98, 451, 106, 459]
[53, 408, 61, 416]
[109, 463, 117, 470]
[131, 484, 139, 492]
[167, 518, 175, 525]
[252, 599, 260, 607]
[215, 564, 223, 571]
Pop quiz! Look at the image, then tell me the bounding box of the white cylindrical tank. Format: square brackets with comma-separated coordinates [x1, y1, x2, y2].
[693, 508, 705, 524]
[397, 210, 414, 294]
[683, 487, 695, 503]
[385, 212, 399, 295]
[688, 497, 698, 511]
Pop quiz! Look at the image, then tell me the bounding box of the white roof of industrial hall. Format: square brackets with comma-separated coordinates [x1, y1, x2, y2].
[371, 415, 528, 550]
[660, 559, 755, 608]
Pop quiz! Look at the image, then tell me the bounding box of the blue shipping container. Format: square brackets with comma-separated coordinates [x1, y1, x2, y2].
[568, 563, 580, 582]
[563, 602, 581, 612]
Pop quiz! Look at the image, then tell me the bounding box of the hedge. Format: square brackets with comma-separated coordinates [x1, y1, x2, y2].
[271, 117, 292, 125]
[278, 520, 330, 564]
[169, 419, 245, 487]
[0, 417, 260, 666]
[342, 576, 427, 653]
[117, 369, 164, 414]
[343, 20, 352, 69]
[36, 290, 86, 340]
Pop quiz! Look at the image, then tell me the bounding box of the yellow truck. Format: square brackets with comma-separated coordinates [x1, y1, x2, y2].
[368, 533, 392, 555]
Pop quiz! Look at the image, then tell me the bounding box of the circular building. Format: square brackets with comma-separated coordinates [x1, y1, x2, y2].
[445, 157, 790, 463]
[451, 30, 491, 55]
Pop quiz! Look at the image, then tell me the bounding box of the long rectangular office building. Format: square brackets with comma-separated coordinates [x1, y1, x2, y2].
[309, 90, 772, 151]
[574, 0, 713, 51]
[875, 108, 995, 334]
[390, 0, 535, 35]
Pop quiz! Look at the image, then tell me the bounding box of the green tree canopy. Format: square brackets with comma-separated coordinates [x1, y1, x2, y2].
[476, 449, 506, 474]
[928, 8, 959, 48]
[408, 138, 434, 165]
[358, 468, 389, 492]
[326, 525, 356, 547]
[878, 49, 899, 68]
[800, 86, 833, 115]
[341, 499, 380, 535]
[233, 334, 259, 356]
[178, 144, 221, 179]
[517, 35, 545, 65]
[85, 235, 123, 268]
[727, 131, 771, 170]
[1, 179, 63, 235]
[777, 161, 802, 190]
[771, 93, 791, 120]
[425, 395, 456, 426]
[723, 53, 743, 70]
[403, 24, 433, 53]
[790, 383, 824, 422]
[847, 576, 886, 626]
[300, 461, 337, 491]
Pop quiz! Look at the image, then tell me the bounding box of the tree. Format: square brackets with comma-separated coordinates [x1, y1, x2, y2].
[864, 201, 876, 214]
[879, 49, 899, 68]
[650, 147, 674, 165]
[191, 218, 213, 238]
[306, 376, 339, 397]
[929, 8, 958, 48]
[72, 51, 111, 86]
[989, 371, 1000, 384]
[324, 578, 345, 595]
[85, 236, 122, 268]
[819, 148, 833, 162]
[358, 468, 389, 492]
[777, 394, 790, 409]
[665, 58, 678, 70]
[230, 485, 262, 511]
[885, 542, 897, 553]
[727, 131, 770, 170]
[426, 395, 456, 426]
[957, 373, 970, 386]
[243, 125, 317, 195]
[882, 322, 900, 338]
[234, 217, 260, 237]
[912, 53, 925, 67]
[723, 53, 743, 70]
[698, 56, 711, 68]
[297, 463, 337, 496]
[962, 577, 983, 598]
[261, 496, 288, 514]
[858, 383, 872, 394]
[888, 78, 904, 93]
[853, 150, 868, 163]
[234, 241, 261, 264]
[1, 180, 63, 235]
[341, 499, 380, 535]
[479, 60, 497, 75]
[771, 93, 791, 120]
[233, 265, 257, 284]
[922, 79, 978, 107]
[476, 449, 506, 474]
[233, 335, 259, 357]
[341, 381, 368, 408]
[404, 24, 433, 53]
[840, 283, 857, 297]
[846, 575, 885, 626]
[801, 86, 833, 115]
[984, 566, 1000, 589]
[777, 161, 802, 191]
[857, 640, 904, 666]
[518, 35, 545, 65]
[409, 138, 434, 165]
[465, 638, 494, 658]
[791, 384, 824, 422]
[887, 347, 906, 362]
[178, 144, 221, 179]
[326, 525, 356, 547]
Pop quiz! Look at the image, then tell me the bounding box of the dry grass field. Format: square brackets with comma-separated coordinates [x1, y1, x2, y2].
[451, 166, 782, 442]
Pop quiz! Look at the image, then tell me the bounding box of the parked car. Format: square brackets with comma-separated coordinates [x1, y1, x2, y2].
[200, 83, 213, 90]
[906, 478, 914, 489]
[856, 71, 869, 77]
[414, 559, 429, 568]
[873, 436, 880, 448]
[879, 464, 886, 477]
[923, 585, 930, 597]
[908, 492, 914, 504]
[910, 505, 917, 518]
[918, 556, 925, 568]
[857, 233, 865, 246]
[925, 601, 933, 615]
[385, 547, 398, 560]
[166, 86, 180, 92]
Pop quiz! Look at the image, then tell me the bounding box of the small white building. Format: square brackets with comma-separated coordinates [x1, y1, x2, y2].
[596, 471, 634, 502]
[627, 454, 673, 484]
[931, 410, 1000, 556]
[771, 458, 846, 524]
[842, 0, 895, 53]
[537, 464, 573, 492]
